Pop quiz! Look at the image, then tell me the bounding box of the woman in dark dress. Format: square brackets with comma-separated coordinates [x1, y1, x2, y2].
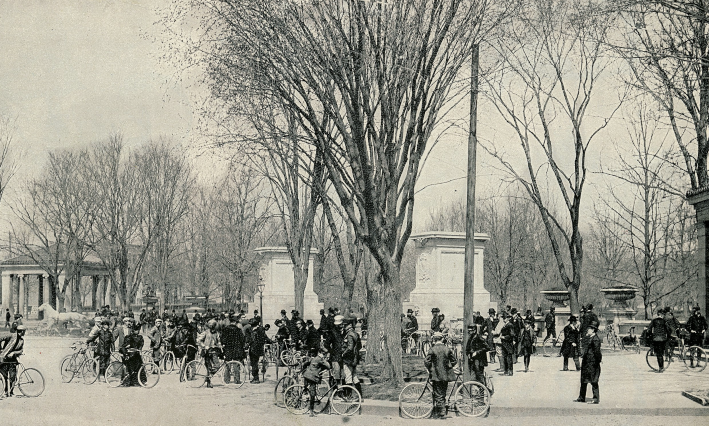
[560, 315, 581, 371]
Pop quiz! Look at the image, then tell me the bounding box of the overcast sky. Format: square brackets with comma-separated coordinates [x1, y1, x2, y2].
[0, 1, 645, 238]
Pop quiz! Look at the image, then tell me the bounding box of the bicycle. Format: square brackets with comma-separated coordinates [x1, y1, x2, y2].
[280, 339, 303, 366]
[183, 356, 246, 388]
[683, 345, 708, 372]
[604, 325, 624, 351]
[274, 362, 304, 407]
[542, 330, 565, 357]
[151, 342, 177, 375]
[398, 368, 492, 418]
[283, 372, 361, 416]
[60, 341, 100, 385]
[646, 344, 674, 372]
[0, 361, 45, 397]
[105, 350, 161, 388]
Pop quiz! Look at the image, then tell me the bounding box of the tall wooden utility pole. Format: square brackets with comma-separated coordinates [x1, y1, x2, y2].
[462, 43, 479, 382]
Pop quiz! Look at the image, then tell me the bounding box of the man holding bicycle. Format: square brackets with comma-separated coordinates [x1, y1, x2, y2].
[120, 322, 144, 387]
[198, 319, 222, 388]
[687, 306, 707, 349]
[648, 309, 671, 372]
[425, 331, 457, 419]
[0, 324, 25, 396]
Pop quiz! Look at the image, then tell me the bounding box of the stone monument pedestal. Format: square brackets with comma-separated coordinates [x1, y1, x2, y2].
[540, 290, 572, 329]
[250, 247, 322, 326]
[406, 232, 493, 328]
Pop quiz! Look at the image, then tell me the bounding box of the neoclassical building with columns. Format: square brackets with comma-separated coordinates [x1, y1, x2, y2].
[0, 249, 112, 320]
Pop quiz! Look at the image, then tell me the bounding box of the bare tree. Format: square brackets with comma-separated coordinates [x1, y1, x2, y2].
[10, 149, 95, 311]
[483, 0, 620, 315]
[614, 0, 709, 191]
[211, 164, 275, 309]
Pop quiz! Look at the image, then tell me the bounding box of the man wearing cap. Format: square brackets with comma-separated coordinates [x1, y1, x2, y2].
[327, 315, 345, 386]
[0, 323, 25, 396]
[430, 308, 441, 333]
[87, 319, 114, 381]
[687, 306, 708, 350]
[648, 308, 671, 371]
[465, 322, 489, 386]
[149, 318, 164, 364]
[248, 318, 270, 383]
[560, 316, 581, 371]
[425, 331, 457, 419]
[575, 320, 602, 404]
[198, 319, 222, 388]
[543, 307, 556, 346]
[121, 322, 145, 387]
[485, 309, 498, 363]
[342, 319, 363, 399]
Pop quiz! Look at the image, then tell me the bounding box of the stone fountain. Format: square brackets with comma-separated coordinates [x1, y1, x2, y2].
[540, 289, 572, 330]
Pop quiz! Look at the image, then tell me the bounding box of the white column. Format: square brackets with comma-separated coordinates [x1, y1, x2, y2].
[18, 274, 25, 317]
[58, 274, 66, 312]
[1, 273, 11, 313]
[43, 274, 51, 308]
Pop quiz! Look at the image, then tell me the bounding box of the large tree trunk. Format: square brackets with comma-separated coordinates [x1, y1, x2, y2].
[293, 262, 307, 314]
[364, 262, 404, 385]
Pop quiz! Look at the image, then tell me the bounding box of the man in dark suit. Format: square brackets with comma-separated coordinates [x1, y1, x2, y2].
[425, 332, 457, 419]
[465, 323, 489, 386]
[484, 309, 498, 363]
[500, 313, 515, 375]
[575, 320, 602, 404]
[248, 319, 270, 383]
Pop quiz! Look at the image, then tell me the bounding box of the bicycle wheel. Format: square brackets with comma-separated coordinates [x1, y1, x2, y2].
[284, 384, 310, 415]
[281, 349, 297, 366]
[683, 346, 708, 372]
[105, 362, 126, 388]
[454, 381, 490, 417]
[16, 367, 45, 397]
[398, 382, 433, 419]
[162, 352, 175, 374]
[138, 362, 160, 388]
[184, 360, 207, 388]
[220, 361, 246, 388]
[274, 375, 296, 407]
[646, 347, 671, 372]
[330, 384, 361, 416]
[81, 358, 99, 385]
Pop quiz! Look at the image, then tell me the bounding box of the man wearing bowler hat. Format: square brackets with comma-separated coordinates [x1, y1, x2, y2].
[485, 309, 498, 363]
[430, 307, 441, 333]
[466, 321, 489, 386]
[575, 320, 602, 404]
[404, 308, 419, 349]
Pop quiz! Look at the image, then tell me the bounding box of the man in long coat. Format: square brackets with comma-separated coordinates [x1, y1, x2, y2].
[575, 320, 602, 404]
[425, 332, 457, 419]
[465, 323, 489, 386]
[221, 314, 246, 384]
[560, 315, 581, 371]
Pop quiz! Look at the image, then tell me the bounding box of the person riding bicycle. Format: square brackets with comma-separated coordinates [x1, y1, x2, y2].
[120, 322, 144, 387]
[87, 319, 114, 381]
[302, 346, 331, 417]
[198, 319, 223, 388]
[0, 324, 25, 396]
[465, 322, 489, 386]
[425, 331, 457, 419]
[648, 308, 671, 372]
